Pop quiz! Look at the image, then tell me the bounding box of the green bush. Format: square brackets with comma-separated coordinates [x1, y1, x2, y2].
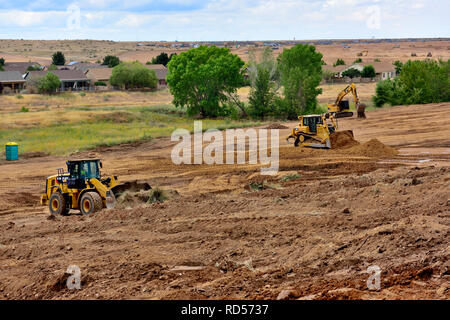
[79, 92, 86, 97]
[342, 68, 361, 79]
[94, 81, 107, 86]
[20, 106, 29, 112]
[362, 65, 376, 78]
[354, 58, 363, 63]
[38, 73, 61, 94]
[110, 62, 158, 90]
[16, 94, 24, 99]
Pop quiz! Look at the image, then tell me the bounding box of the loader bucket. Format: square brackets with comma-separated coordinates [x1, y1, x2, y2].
[111, 181, 152, 198]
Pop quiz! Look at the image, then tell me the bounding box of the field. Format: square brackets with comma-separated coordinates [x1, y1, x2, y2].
[1, 39, 449, 66]
[0, 101, 449, 299]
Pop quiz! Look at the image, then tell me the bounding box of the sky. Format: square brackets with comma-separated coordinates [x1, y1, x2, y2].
[0, 0, 448, 41]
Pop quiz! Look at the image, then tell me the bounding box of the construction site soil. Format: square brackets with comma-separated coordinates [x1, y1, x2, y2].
[0, 103, 449, 300]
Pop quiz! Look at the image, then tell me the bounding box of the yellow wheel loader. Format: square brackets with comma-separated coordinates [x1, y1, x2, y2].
[287, 114, 339, 149]
[40, 159, 150, 215]
[327, 83, 366, 119]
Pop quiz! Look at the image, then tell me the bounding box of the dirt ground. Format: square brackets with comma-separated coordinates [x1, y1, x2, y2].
[0, 103, 449, 300]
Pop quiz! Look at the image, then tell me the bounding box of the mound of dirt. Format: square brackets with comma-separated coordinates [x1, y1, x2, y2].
[330, 131, 360, 149]
[346, 139, 398, 158]
[265, 123, 288, 129]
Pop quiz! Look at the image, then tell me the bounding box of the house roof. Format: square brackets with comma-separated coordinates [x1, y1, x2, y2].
[26, 70, 89, 81]
[0, 71, 26, 83]
[85, 68, 113, 81]
[348, 62, 396, 73]
[3, 62, 41, 74]
[144, 64, 168, 80]
[322, 64, 348, 73]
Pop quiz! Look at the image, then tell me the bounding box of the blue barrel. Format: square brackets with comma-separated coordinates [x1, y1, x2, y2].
[5, 142, 19, 161]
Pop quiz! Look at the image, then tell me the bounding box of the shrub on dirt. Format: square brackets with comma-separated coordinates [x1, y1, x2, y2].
[146, 187, 168, 204]
[280, 173, 301, 182]
[333, 58, 345, 67]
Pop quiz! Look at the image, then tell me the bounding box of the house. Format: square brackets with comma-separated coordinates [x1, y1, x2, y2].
[85, 68, 113, 88]
[340, 62, 397, 80]
[3, 62, 42, 75]
[322, 65, 348, 83]
[145, 64, 168, 87]
[25, 70, 91, 92]
[0, 71, 27, 94]
[61, 62, 106, 73]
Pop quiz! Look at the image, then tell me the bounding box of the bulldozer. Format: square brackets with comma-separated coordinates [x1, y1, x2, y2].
[327, 83, 366, 119]
[40, 159, 151, 215]
[286, 113, 339, 149]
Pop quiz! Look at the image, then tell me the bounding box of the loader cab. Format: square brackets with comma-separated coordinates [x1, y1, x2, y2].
[66, 159, 102, 189]
[301, 115, 323, 133]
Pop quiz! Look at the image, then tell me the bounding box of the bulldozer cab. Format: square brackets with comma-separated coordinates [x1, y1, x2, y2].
[302, 115, 323, 133]
[66, 159, 102, 189]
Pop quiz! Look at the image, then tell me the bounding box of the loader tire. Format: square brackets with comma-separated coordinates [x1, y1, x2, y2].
[80, 192, 103, 215]
[49, 192, 68, 216]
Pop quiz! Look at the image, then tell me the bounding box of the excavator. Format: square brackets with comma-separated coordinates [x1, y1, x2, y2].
[327, 83, 366, 119]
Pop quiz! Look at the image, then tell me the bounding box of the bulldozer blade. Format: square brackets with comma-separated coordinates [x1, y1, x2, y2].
[111, 180, 152, 198]
[305, 138, 331, 149]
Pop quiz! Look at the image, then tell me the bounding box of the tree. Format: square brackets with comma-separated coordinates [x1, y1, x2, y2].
[277, 44, 323, 119]
[354, 58, 363, 63]
[166, 46, 245, 117]
[52, 52, 66, 66]
[102, 55, 120, 68]
[333, 58, 345, 67]
[110, 62, 158, 90]
[362, 65, 376, 78]
[0, 57, 4, 66]
[38, 73, 60, 94]
[393, 60, 403, 75]
[247, 48, 279, 119]
[342, 68, 361, 79]
[48, 64, 58, 71]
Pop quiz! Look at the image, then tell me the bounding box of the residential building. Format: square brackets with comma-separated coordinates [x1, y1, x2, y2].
[25, 70, 91, 92]
[0, 71, 27, 94]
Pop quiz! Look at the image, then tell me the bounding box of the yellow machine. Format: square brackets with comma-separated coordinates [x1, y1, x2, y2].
[327, 83, 366, 119]
[41, 159, 149, 215]
[287, 114, 338, 149]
